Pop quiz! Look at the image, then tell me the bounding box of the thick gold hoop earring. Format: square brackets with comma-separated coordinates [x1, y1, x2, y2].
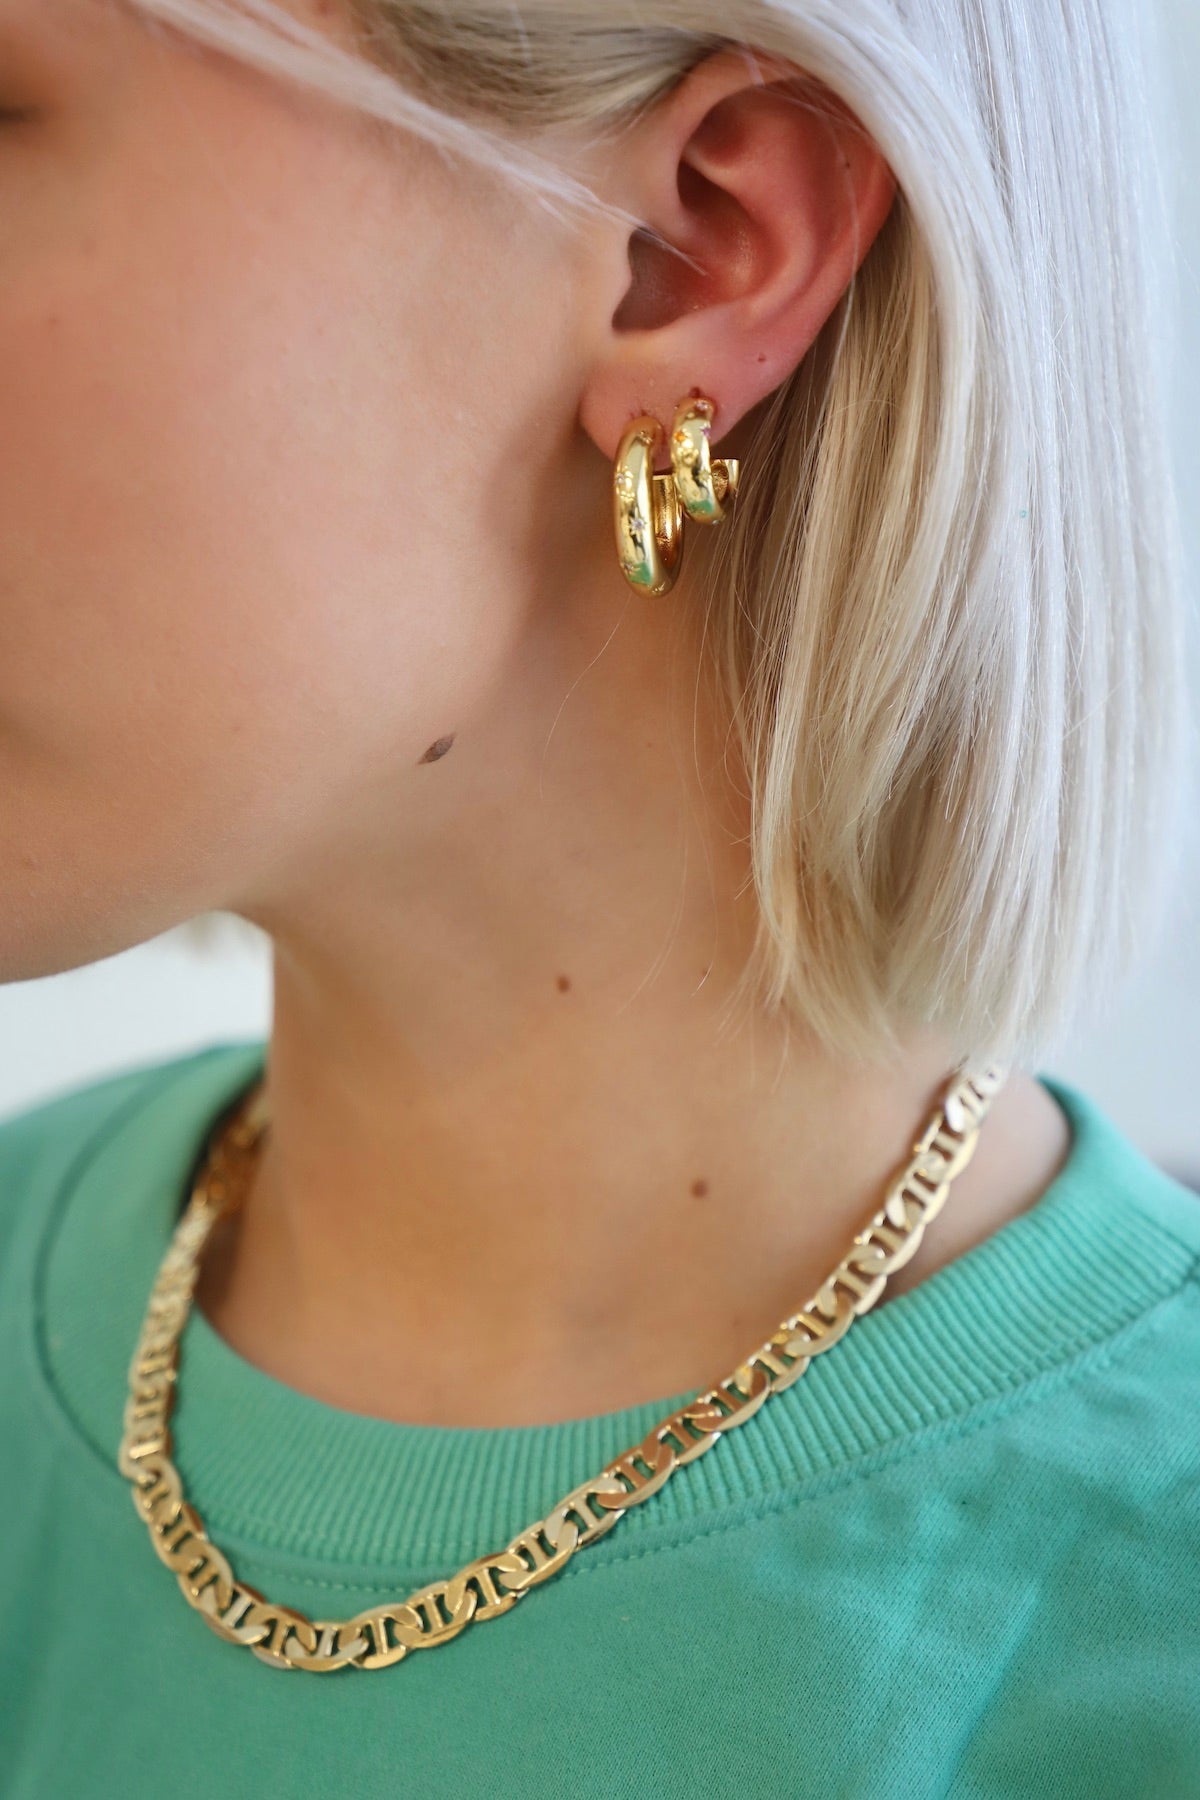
[668, 395, 740, 523]
[611, 396, 741, 596]
[612, 415, 684, 596]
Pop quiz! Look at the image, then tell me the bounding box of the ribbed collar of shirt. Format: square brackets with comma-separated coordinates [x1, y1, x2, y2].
[32, 1038, 1200, 1587]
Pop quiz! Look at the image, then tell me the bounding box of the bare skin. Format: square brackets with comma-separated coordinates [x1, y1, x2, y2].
[0, 0, 1070, 1429]
[192, 1052, 1069, 1427]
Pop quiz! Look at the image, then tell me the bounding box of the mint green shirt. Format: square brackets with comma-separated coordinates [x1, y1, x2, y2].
[2, 1040, 1198, 1797]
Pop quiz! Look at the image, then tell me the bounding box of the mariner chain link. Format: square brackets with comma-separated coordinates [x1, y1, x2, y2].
[118, 1061, 1007, 1671]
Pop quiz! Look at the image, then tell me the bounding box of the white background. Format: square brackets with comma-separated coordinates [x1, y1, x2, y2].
[1, 5, 1197, 1184]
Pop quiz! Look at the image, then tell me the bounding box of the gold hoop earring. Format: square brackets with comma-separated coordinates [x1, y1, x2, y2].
[611, 394, 741, 596]
[668, 395, 739, 523]
[612, 414, 684, 596]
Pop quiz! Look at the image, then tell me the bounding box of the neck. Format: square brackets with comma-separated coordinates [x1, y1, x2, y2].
[204, 533, 1070, 1429]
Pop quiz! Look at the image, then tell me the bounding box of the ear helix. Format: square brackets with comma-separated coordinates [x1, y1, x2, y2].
[611, 394, 740, 596]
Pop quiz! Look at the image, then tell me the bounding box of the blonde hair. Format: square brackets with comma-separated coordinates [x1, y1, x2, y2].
[141, 0, 1191, 1068]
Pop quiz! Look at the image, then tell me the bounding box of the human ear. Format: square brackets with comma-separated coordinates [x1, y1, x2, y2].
[578, 47, 897, 463]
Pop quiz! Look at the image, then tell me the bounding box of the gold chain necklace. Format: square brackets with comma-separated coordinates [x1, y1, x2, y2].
[118, 1061, 1007, 1672]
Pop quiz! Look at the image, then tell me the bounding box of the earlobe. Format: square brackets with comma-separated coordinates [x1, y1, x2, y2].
[580, 49, 897, 464]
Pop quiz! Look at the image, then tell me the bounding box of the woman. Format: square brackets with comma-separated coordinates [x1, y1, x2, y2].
[1, 0, 1196, 1791]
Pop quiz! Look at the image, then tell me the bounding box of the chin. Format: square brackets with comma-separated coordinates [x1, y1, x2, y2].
[0, 890, 166, 987]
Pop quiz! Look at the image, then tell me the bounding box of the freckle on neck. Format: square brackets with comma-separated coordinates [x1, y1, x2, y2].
[556, 974, 571, 993]
[418, 734, 455, 764]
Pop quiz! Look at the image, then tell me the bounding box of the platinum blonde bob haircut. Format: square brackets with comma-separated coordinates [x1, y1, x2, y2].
[136, 0, 1190, 1069]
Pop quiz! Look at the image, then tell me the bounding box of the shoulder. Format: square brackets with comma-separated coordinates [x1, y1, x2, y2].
[0, 1045, 239, 1266]
[1037, 1071, 1200, 1260]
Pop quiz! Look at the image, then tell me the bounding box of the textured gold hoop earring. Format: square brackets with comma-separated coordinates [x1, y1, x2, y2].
[669, 395, 740, 523]
[612, 415, 684, 596]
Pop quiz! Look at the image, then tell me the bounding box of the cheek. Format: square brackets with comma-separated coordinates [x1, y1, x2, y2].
[0, 192, 505, 900]
[0, 270, 441, 976]
[0, 65, 550, 979]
